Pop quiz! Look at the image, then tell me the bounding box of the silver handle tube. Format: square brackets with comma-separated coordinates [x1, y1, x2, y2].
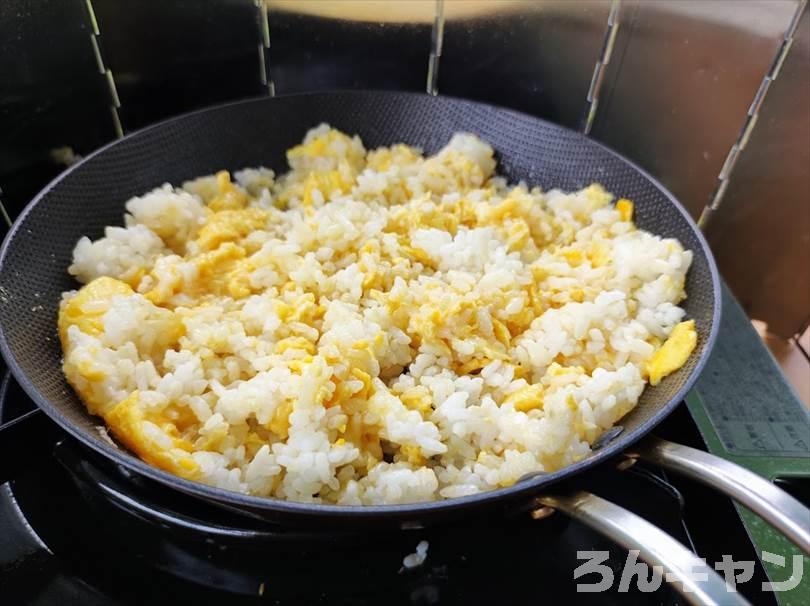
[537, 491, 748, 606]
[630, 437, 810, 554]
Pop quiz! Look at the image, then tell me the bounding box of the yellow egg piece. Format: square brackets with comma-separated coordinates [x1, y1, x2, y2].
[647, 320, 697, 386]
[561, 248, 584, 267]
[104, 392, 199, 479]
[286, 128, 365, 173]
[616, 198, 634, 222]
[76, 358, 106, 382]
[193, 242, 247, 295]
[58, 276, 134, 344]
[503, 384, 544, 412]
[454, 357, 492, 375]
[208, 171, 248, 211]
[587, 241, 611, 268]
[351, 367, 373, 401]
[400, 388, 433, 414]
[194, 207, 268, 251]
[583, 183, 612, 208]
[301, 169, 352, 206]
[400, 444, 425, 466]
[267, 400, 294, 439]
[275, 336, 317, 355]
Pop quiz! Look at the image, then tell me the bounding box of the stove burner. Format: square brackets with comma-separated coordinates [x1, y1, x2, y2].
[11, 441, 690, 603]
[0, 372, 776, 605]
[56, 440, 372, 545]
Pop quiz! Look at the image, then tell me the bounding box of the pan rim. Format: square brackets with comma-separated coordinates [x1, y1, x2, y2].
[0, 90, 722, 519]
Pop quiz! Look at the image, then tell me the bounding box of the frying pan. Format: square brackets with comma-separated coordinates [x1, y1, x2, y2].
[0, 92, 806, 604]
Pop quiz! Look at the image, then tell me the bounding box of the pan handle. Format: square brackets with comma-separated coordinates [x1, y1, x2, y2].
[536, 491, 748, 606]
[628, 437, 810, 554]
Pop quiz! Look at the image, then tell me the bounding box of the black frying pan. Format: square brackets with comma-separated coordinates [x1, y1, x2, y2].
[0, 94, 805, 587]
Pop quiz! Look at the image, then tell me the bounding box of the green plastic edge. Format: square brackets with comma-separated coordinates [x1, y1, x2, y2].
[687, 390, 809, 606]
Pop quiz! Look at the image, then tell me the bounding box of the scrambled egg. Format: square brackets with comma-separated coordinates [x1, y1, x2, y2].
[195, 207, 268, 252]
[616, 198, 634, 222]
[646, 320, 698, 385]
[58, 276, 133, 344]
[278, 127, 365, 209]
[208, 171, 248, 211]
[104, 392, 199, 478]
[503, 384, 544, 412]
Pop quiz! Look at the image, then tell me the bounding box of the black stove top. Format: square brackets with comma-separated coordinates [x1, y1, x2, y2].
[1, 373, 776, 606]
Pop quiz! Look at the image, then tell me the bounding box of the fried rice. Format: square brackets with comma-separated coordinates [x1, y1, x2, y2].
[58, 124, 697, 504]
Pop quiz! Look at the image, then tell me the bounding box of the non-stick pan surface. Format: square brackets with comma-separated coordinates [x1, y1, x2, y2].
[0, 91, 720, 524]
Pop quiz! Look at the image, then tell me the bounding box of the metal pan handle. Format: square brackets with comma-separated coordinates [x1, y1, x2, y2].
[628, 437, 810, 554]
[536, 491, 748, 606]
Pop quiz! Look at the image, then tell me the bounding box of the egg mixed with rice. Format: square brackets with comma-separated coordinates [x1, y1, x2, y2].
[59, 125, 697, 504]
